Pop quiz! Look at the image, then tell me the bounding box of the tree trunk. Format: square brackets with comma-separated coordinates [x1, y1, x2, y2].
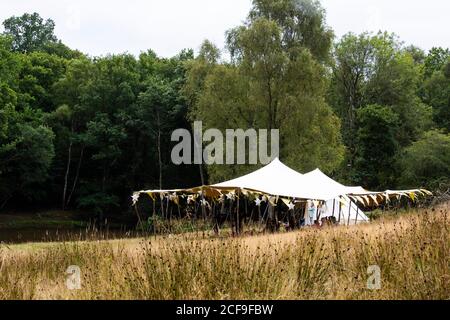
[66, 146, 84, 208]
[236, 192, 240, 235]
[156, 110, 164, 217]
[0, 196, 11, 210]
[156, 110, 162, 190]
[62, 141, 73, 210]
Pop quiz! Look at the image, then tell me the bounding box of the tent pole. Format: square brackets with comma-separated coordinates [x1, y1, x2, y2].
[229, 199, 236, 235]
[332, 199, 335, 218]
[316, 201, 321, 221]
[134, 204, 144, 234]
[200, 187, 206, 220]
[166, 196, 170, 221]
[223, 197, 231, 231]
[276, 199, 280, 231]
[218, 199, 225, 234]
[291, 198, 296, 230]
[160, 194, 164, 219]
[303, 202, 306, 226]
[338, 196, 342, 224]
[244, 196, 248, 230]
[347, 198, 351, 226]
[194, 200, 199, 222]
[152, 197, 156, 236]
[266, 202, 273, 232]
[169, 203, 173, 228]
[261, 202, 269, 231]
[355, 205, 359, 224]
[258, 201, 262, 224]
[211, 201, 216, 234]
[249, 200, 256, 231]
[236, 190, 240, 235]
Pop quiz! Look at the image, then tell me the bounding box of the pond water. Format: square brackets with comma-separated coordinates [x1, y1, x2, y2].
[0, 227, 143, 244]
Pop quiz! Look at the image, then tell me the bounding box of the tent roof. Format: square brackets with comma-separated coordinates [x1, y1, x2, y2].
[212, 157, 304, 192]
[301, 169, 369, 199]
[135, 158, 431, 203]
[213, 160, 368, 200]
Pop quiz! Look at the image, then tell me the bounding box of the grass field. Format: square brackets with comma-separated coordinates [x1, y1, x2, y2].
[0, 204, 448, 300]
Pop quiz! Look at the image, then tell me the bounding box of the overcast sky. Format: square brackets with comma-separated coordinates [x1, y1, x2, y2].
[1, 0, 449, 58]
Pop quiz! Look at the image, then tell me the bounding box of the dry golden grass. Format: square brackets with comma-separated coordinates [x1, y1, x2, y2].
[0, 204, 448, 300]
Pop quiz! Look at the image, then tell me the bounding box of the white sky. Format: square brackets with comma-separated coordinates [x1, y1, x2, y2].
[0, 0, 449, 58]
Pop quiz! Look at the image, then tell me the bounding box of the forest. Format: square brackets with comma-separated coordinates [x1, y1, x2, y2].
[1, 0, 449, 218]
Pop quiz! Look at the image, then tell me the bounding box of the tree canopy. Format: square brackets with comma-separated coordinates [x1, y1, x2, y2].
[2, 12, 58, 53]
[1, 6, 449, 214]
[328, 32, 436, 188]
[185, 1, 344, 182]
[397, 130, 450, 190]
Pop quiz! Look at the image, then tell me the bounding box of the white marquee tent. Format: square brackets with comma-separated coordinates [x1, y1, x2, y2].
[214, 158, 362, 200]
[213, 158, 307, 196]
[134, 157, 430, 226]
[300, 168, 369, 224]
[212, 158, 369, 225]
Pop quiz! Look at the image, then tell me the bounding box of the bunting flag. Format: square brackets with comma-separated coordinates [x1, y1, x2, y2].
[169, 192, 179, 205]
[351, 195, 365, 205]
[187, 195, 195, 204]
[369, 194, 379, 205]
[280, 198, 291, 207]
[287, 201, 295, 211]
[420, 189, 433, 196]
[362, 195, 370, 205]
[146, 192, 156, 201]
[200, 199, 210, 207]
[136, 187, 431, 209]
[226, 191, 236, 200]
[131, 158, 433, 212]
[338, 197, 347, 206]
[131, 192, 140, 205]
[268, 196, 277, 206]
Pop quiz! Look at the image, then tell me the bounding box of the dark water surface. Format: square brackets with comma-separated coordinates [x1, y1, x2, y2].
[0, 227, 142, 244]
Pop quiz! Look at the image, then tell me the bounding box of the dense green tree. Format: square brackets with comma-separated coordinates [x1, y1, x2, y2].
[245, 0, 333, 62]
[405, 45, 426, 65]
[182, 42, 218, 112]
[329, 32, 433, 185]
[17, 51, 67, 112]
[353, 104, 399, 189]
[47, 52, 198, 214]
[1, 34, 55, 207]
[0, 105, 54, 208]
[187, 8, 344, 182]
[423, 47, 450, 78]
[41, 41, 84, 60]
[330, 32, 431, 147]
[59, 54, 140, 214]
[397, 130, 450, 190]
[2, 12, 57, 53]
[0, 36, 20, 84]
[135, 78, 174, 189]
[422, 59, 450, 131]
[135, 50, 199, 189]
[48, 58, 95, 210]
